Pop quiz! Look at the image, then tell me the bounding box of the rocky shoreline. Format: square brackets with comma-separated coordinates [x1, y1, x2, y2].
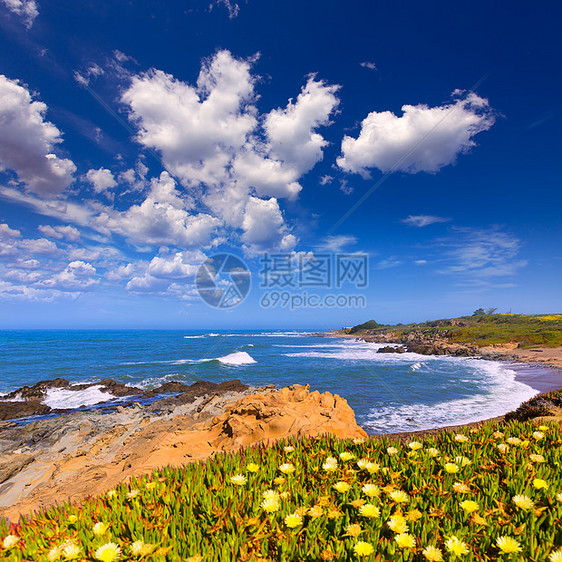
[0, 381, 365, 522]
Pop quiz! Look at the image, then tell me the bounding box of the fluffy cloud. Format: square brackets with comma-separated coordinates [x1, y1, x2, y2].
[1, 0, 38, 27]
[337, 92, 495, 176]
[0, 76, 76, 196]
[38, 224, 81, 241]
[241, 196, 296, 253]
[40, 260, 98, 290]
[148, 250, 205, 279]
[86, 168, 116, 196]
[105, 172, 220, 248]
[401, 215, 450, 227]
[122, 51, 339, 252]
[0, 223, 21, 238]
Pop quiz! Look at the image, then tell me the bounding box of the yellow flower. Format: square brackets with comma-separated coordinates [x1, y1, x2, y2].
[262, 489, 280, 500]
[362, 484, 380, 498]
[62, 542, 81, 560]
[333, 481, 351, 493]
[346, 524, 362, 537]
[445, 536, 469, 556]
[365, 461, 380, 473]
[356, 458, 369, 469]
[471, 513, 487, 525]
[538, 425, 549, 431]
[533, 478, 548, 489]
[353, 437, 366, 445]
[261, 497, 280, 513]
[246, 463, 259, 472]
[507, 437, 521, 446]
[359, 503, 380, 518]
[493, 431, 504, 439]
[280, 491, 290, 499]
[278, 463, 295, 474]
[322, 457, 338, 471]
[107, 490, 117, 499]
[497, 443, 509, 453]
[146, 481, 157, 490]
[389, 490, 409, 503]
[284, 445, 294, 453]
[532, 431, 544, 440]
[284, 513, 302, 528]
[387, 515, 408, 534]
[550, 549, 562, 562]
[93, 522, 109, 536]
[444, 463, 459, 474]
[395, 533, 416, 549]
[308, 505, 323, 518]
[407, 509, 422, 522]
[130, 541, 154, 556]
[48, 546, 62, 561]
[557, 493, 562, 504]
[512, 494, 534, 510]
[67, 515, 78, 524]
[387, 446, 398, 455]
[422, 545, 444, 561]
[94, 542, 121, 562]
[454, 456, 472, 467]
[327, 508, 343, 519]
[496, 536, 521, 554]
[529, 454, 545, 463]
[230, 473, 247, 485]
[2, 535, 19, 549]
[460, 500, 479, 514]
[185, 556, 202, 562]
[454, 434, 469, 443]
[126, 489, 139, 499]
[350, 499, 365, 508]
[408, 441, 423, 450]
[428, 448, 440, 457]
[339, 451, 355, 461]
[452, 482, 470, 493]
[273, 476, 286, 485]
[354, 541, 374, 557]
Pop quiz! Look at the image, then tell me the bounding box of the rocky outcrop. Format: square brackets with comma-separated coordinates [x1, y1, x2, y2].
[0, 384, 365, 521]
[359, 333, 478, 357]
[377, 345, 406, 354]
[0, 379, 251, 421]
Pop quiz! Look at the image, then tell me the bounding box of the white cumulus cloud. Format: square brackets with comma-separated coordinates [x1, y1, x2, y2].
[337, 92, 495, 177]
[38, 224, 81, 241]
[86, 168, 117, 196]
[122, 50, 339, 253]
[0, 75, 76, 196]
[1, 0, 38, 27]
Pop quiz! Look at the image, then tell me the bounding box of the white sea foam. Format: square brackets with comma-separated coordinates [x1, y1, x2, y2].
[42, 385, 115, 409]
[216, 351, 256, 366]
[410, 362, 422, 371]
[363, 360, 538, 434]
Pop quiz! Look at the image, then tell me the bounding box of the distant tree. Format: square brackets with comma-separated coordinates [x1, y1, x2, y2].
[349, 320, 380, 333]
[486, 307, 498, 315]
[472, 308, 485, 316]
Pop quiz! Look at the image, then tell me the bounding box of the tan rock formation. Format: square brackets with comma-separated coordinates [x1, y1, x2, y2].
[0, 384, 365, 521]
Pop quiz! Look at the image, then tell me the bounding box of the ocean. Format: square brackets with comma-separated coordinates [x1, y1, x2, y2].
[0, 330, 545, 434]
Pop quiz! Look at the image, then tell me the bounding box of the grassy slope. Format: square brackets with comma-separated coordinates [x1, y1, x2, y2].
[347, 314, 562, 348]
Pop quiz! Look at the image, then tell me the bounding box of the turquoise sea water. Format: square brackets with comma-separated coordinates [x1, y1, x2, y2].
[0, 330, 542, 434]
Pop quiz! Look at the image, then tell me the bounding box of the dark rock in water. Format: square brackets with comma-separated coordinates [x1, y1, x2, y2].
[0, 400, 52, 421]
[98, 379, 143, 397]
[6, 378, 70, 401]
[153, 381, 192, 394]
[377, 346, 406, 354]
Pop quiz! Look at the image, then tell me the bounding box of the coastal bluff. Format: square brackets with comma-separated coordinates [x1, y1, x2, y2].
[0, 383, 365, 521]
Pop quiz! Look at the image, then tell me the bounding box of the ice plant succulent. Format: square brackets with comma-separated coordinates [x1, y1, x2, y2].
[422, 545, 444, 561]
[445, 536, 469, 556]
[353, 541, 374, 557]
[94, 542, 121, 562]
[496, 536, 522, 554]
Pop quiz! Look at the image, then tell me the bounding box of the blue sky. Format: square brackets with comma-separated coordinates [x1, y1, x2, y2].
[0, 0, 561, 329]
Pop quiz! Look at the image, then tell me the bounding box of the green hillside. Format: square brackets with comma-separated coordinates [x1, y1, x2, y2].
[347, 314, 562, 348]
